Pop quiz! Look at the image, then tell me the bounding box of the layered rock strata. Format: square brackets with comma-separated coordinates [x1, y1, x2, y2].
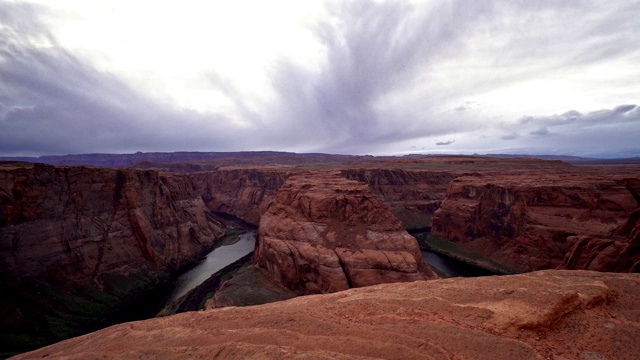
[0, 163, 225, 351]
[190, 168, 288, 225]
[13, 270, 640, 359]
[340, 169, 456, 230]
[431, 172, 640, 273]
[254, 171, 436, 294]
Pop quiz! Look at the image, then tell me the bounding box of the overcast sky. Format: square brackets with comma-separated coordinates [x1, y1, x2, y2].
[1, 0, 639, 157]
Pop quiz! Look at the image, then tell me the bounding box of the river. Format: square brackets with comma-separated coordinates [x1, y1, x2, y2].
[422, 250, 497, 277]
[101, 230, 257, 326]
[105, 230, 491, 328]
[166, 230, 257, 303]
[167, 231, 494, 304]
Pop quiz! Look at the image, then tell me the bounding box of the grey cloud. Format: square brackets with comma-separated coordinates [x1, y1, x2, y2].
[436, 141, 455, 146]
[518, 105, 638, 134]
[263, 0, 640, 154]
[501, 133, 519, 140]
[257, 1, 499, 154]
[0, 2, 242, 156]
[530, 128, 550, 136]
[501, 104, 640, 157]
[614, 104, 637, 114]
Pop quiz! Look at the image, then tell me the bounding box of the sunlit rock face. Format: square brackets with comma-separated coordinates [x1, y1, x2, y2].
[431, 172, 640, 273]
[254, 171, 436, 294]
[0, 163, 225, 349]
[12, 270, 640, 360]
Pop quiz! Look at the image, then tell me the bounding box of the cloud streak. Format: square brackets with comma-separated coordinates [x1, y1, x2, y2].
[1, 1, 639, 157]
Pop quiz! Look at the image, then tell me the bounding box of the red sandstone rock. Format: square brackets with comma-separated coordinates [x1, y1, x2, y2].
[188, 157, 570, 230]
[0, 163, 225, 347]
[254, 171, 436, 294]
[563, 207, 640, 272]
[431, 171, 640, 273]
[12, 270, 640, 359]
[190, 168, 288, 225]
[340, 169, 455, 230]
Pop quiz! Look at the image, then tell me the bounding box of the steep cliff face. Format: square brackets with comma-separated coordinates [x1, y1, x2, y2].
[0, 163, 225, 352]
[190, 167, 457, 230]
[190, 168, 288, 225]
[254, 171, 436, 294]
[431, 173, 639, 273]
[340, 169, 456, 230]
[563, 205, 640, 272]
[13, 270, 640, 360]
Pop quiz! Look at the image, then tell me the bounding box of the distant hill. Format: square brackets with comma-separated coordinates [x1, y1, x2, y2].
[1, 151, 639, 168]
[482, 154, 640, 165]
[0, 151, 358, 168]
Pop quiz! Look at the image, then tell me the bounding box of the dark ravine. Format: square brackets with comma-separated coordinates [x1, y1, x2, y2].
[422, 251, 499, 277]
[413, 231, 505, 276]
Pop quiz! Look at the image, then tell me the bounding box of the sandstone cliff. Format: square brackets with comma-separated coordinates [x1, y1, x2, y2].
[190, 168, 288, 225]
[340, 169, 456, 230]
[0, 163, 225, 352]
[254, 171, 436, 294]
[12, 270, 640, 359]
[190, 166, 457, 230]
[431, 172, 640, 273]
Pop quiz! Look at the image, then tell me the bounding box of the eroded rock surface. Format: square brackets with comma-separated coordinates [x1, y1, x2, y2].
[0, 163, 225, 351]
[13, 270, 640, 359]
[254, 171, 436, 294]
[431, 172, 640, 273]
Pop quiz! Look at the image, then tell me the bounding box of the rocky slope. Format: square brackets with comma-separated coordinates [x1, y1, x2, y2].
[0, 163, 226, 352]
[430, 171, 640, 273]
[12, 270, 640, 359]
[254, 171, 436, 294]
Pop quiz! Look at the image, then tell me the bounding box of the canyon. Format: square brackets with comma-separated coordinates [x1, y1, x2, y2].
[1, 153, 639, 357]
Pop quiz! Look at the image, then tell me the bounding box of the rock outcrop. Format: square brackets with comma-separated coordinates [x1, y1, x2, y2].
[0, 163, 225, 352]
[12, 270, 640, 359]
[431, 171, 640, 273]
[254, 171, 436, 294]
